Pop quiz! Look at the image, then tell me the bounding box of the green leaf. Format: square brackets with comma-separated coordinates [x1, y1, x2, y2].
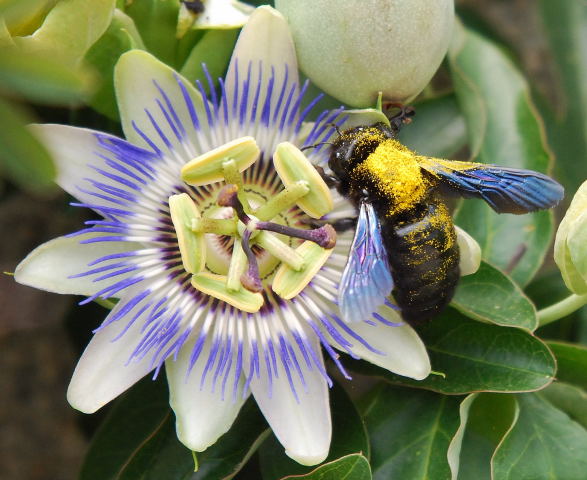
[446, 394, 478, 480]
[0, 99, 55, 191]
[449, 21, 554, 287]
[259, 383, 369, 480]
[191, 400, 270, 480]
[281, 454, 371, 480]
[84, 9, 145, 120]
[80, 377, 268, 480]
[180, 29, 239, 91]
[538, 0, 587, 194]
[492, 394, 587, 479]
[79, 377, 193, 480]
[540, 382, 587, 429]
[398, 94, 467, 158]
[0, 47, 91, 104]
[451, 262, 537, 330]
[456, 393, 517, 480]
[124, 0, 180, 67]
[13, 0, 115, 67]
[361, 384, 460, 480]
[349, 310, 556, 394]
[546, 341, 587, 389]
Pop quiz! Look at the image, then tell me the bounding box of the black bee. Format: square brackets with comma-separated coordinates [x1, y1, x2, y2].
[327, 119, 564, 325]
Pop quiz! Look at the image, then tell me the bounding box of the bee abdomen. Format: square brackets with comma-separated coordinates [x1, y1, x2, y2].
[381, 200, 460, 325]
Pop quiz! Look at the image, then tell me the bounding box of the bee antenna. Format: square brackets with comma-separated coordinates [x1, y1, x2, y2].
[300, 141, 332, 152]
[327, 122, 343, 136]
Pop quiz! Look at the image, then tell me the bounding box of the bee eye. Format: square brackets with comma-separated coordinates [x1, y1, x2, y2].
[328, 143, 353, 179]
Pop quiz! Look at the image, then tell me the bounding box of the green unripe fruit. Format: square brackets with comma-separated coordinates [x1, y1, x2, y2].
[275, 0, 454, 107]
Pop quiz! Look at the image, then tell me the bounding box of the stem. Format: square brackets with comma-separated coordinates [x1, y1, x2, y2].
[537, 293, 587, 327]
[240, 229, 263, 293]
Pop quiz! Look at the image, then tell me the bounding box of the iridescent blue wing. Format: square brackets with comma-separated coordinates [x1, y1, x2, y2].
[419, 158, 564, 214]
[339, 202, 394, 323]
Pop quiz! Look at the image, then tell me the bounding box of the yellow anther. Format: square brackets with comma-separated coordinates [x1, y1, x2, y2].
[273, 142, 333, 219]
[272, 241, 334, 299]
[169, 193, 205, 274]
[190, 218, 237, 235]
[181, 136, 260, 186]
[191, 272, 264, 313]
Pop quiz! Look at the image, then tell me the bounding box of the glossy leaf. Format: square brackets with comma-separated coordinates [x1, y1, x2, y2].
[84, 9, 145, 120]
[446, 394, 478, 480]
[451, 262, 537, 330]
[492, 394, 587, 479]
[259, 383, 369, 480]
[281, 454, 371, 480]
[0, 48, 91, 104]
[80, 376, 269, 480]
[538, 0, 587, 193]
[349, 310, 556, 394]
[540, 382, 587, 430]
[191, 400, 270, 480]
[398, 94, 467, 158]
[0, 99, 55, 191]
[361, 384, 460, 480]
[449, 21, 554, 286]
[547, 341, 587, 389]
[79, 377, 192, 480]
[456, 393, 517, 480]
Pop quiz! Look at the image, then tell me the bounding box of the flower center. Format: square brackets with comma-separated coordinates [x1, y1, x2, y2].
[168, 137, 336, 313]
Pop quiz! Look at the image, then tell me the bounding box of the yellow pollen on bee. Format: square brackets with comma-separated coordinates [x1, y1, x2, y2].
[354, 139, 430, 216]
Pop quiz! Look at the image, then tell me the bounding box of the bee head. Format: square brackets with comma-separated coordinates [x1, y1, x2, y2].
[328, 123, 393, 181]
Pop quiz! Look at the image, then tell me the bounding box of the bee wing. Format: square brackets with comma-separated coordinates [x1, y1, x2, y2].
[339, 202, 394, 323]
[419, 158, 564, 214]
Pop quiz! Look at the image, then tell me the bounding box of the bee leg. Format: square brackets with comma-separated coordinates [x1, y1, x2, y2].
[383, 102, 416, 133]
[314, 165, 341, 188]
[330, 217, 357, 232]
[303, 216, 357, 233]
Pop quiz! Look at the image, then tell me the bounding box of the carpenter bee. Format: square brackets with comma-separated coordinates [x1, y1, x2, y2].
[327, 118, 564, 325]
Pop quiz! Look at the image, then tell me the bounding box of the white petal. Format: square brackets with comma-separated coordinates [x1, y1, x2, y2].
[249, 331, 331, 466]
[225, 6, 297, 108]
[456, 226, 481, 276]
[67, 293, 154, 413]
[193, 0, 253, 29]
[14, 233, 141, 296]
[335, 305, 431, 381]
[114, 49, 211, 153]
[30, 124, 118, 203]
[167, 337, 248, 452]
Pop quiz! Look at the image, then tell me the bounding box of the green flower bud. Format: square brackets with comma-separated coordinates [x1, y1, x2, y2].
[275, 0, 454, 107]
[555, 181, 587, 294]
